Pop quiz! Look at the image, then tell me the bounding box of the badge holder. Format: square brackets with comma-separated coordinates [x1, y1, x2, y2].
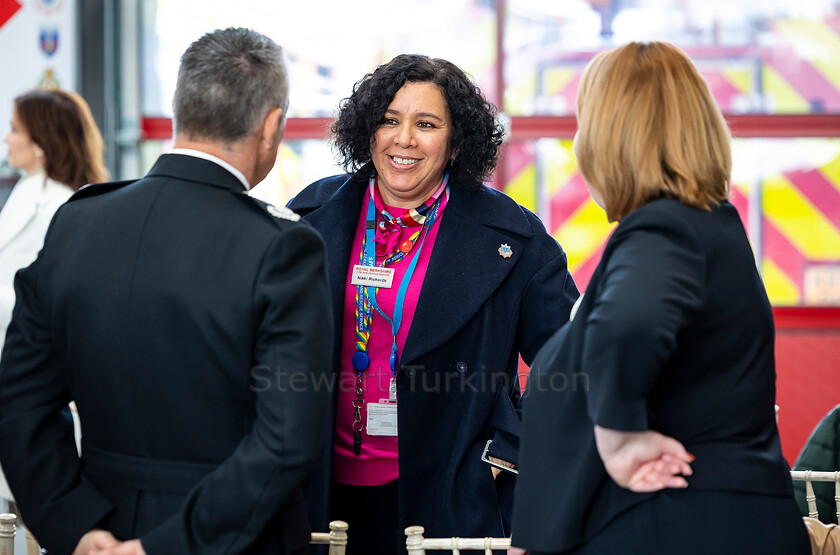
[366, 377, 398, 437]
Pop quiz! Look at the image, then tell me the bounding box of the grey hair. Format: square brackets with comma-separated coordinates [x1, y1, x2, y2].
[173, 27, 288, 143]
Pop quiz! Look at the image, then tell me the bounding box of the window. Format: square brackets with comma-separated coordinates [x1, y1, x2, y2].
[140, 0, 840, 305]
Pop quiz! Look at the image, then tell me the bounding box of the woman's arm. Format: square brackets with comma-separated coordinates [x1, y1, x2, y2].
[582, 211, 706, 491]
[582, 214, 706, 430]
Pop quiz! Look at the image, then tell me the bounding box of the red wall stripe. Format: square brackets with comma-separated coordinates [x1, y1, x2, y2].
[142, 114, 840, 141]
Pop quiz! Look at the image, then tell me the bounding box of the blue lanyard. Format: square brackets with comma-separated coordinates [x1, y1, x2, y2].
[359, 189, 445, 375]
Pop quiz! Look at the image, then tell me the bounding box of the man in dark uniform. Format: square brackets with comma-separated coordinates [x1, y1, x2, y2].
[0, 28, 332, 555]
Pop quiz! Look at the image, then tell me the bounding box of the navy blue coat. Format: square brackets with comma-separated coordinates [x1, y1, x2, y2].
[288, 174, 578, 544]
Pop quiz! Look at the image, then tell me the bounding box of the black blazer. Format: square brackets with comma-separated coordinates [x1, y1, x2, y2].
[288, 174, 579, 544]
[512, 198, 794, 552]
[0, 154, 333, 554]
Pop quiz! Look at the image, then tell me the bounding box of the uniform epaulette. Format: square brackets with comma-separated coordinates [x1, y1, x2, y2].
[244, 195, 302, 225]
[68, 179, 138, 202]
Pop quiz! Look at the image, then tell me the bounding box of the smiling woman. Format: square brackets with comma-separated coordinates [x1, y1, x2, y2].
[330, 54, 503, 193]
[288, 53, 579, 555]
[370, 82, 454, 208]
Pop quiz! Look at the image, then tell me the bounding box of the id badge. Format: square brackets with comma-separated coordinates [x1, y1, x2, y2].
[366, 402, 398, 436]
[351, 265, 395, 288]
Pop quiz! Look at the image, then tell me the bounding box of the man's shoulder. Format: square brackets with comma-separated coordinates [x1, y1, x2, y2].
[233, 196, 329, 253]
[68, 179, 138, 202]
[243, 196, 305, 228]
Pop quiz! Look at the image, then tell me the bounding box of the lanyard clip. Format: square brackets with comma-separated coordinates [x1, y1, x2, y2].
[389, 341, 399, 374]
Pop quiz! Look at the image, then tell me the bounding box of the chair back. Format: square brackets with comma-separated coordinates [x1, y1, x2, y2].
[405, 525, 511, 554]
[0, 514, 16, 555]
[790, 470, 840, 521]
[310, 520, 348, 555]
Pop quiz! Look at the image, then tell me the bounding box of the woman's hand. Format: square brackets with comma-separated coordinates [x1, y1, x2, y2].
[593, 425, 693, 492]
[508, 548, 528, 555]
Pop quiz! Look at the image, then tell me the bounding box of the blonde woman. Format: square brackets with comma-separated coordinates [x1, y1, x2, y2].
[510, 42, 809, 554]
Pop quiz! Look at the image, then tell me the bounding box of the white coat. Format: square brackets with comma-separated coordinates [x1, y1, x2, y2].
[0, 169, 72, 501]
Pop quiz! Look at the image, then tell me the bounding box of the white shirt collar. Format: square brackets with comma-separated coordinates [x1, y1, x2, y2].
[169, 148, 251, 190]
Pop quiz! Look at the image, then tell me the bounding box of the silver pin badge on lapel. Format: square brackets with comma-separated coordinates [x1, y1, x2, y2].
[498, 243, 513, 258]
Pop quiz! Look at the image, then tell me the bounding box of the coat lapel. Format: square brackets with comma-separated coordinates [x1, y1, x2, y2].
[401, 184, 531, 365]
[294, 177, 535, 370]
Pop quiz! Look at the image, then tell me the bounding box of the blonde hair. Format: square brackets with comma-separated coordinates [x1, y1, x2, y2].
[575, 41, 731, 222]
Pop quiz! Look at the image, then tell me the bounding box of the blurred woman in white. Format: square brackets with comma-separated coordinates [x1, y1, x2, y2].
[0, 88, 107, 506]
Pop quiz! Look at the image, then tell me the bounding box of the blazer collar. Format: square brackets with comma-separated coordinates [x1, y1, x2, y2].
[146, 154, 248, 193]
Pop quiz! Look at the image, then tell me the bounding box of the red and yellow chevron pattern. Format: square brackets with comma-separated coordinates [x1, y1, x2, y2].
[503, 139, 840, 305]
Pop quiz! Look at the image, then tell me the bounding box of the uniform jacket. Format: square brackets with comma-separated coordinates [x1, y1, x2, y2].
[0, 170, 72, 501]
[513, 198, 796, 553]
[288, 174, 578, 545]
[0, 154, 333, 554]
[794, 404, 840, 524]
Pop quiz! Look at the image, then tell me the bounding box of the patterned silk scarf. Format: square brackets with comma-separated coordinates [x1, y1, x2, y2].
[370, 174, 449, 264]
[352, 173, 450, 370]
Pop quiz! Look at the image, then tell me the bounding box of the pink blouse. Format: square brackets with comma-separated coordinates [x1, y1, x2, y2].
[333, 189, 448, 486]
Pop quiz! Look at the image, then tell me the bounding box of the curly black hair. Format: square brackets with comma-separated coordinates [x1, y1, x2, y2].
[331, 54, 505, 188]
